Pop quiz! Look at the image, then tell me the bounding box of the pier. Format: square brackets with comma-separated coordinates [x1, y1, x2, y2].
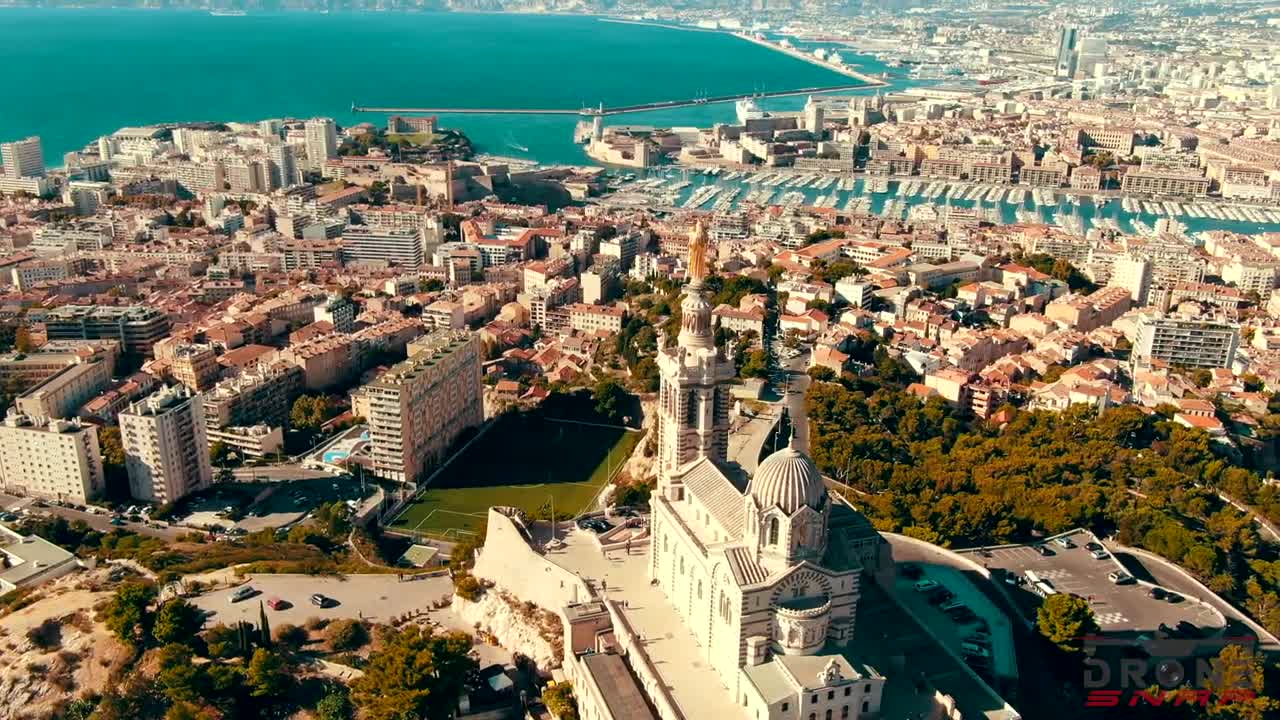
[352, 82, 881, 118]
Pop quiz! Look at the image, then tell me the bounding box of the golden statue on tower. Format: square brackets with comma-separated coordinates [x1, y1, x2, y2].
[687, 220, 708, 285]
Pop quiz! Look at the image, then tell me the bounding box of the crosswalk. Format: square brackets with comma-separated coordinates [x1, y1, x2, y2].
[1094, 611, 1130, 626]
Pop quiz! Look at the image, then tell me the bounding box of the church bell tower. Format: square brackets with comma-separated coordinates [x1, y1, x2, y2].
[654, 221, 735, 499]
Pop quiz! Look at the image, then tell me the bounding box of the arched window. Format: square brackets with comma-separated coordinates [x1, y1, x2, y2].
[697, 580, 703, 599]
[768, 518, 779, 545]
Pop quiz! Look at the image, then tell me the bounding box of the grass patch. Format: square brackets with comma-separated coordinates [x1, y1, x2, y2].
[390, 415, 643, 538]
[387, 132, 437, 146]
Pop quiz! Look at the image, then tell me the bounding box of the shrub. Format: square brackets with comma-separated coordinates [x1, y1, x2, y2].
[274, 623, 309, 652]
[454, 573, 484, 602]
[325, 619, 369, 653]
[26, 618, 62, 650]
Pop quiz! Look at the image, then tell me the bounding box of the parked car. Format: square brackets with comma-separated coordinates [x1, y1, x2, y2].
[1085, 541, 1104, 552]
[1090, 549, 1110, 560]
[927, 589, 955, 606]
[1165, 592, 1184, 604]
[947, 607, 976, 623]
[898, 563, 923, 579]
[109, 517, 126, 526]
[960, 642, 991, 658]
[1148, 587, 1167, 600]
[913, 580, 939, 593]
[940, 598, 966, 613]
[1107, 570, 1135, 585]
[310, 593, 333, 608]
[576, 517, 613, 533]
[1053, 537, 1075, 549]
[230, 586, 256, 603]
[1035, 545, 1054, 557]
[266, 597, 288, 610]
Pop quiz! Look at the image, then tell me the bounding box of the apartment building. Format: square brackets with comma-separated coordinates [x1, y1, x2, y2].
[1120, 170, 1210, 197]
[43, 305, 172, 357]
[0, 414, 103, 503]
[0, 340, 120, 388]
[171, 344, 221, 392]
[341, 225, 427, 268]
[1132, 315, 1240, 370]
[119, 385, 213, 504]
[364, 330, 482, 484]
[1, 136, 45, 178]
[567, 304, 626, 335]
[14, 360, 112, 422]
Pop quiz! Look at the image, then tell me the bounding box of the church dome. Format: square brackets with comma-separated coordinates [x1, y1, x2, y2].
[748, 444, 826, 515]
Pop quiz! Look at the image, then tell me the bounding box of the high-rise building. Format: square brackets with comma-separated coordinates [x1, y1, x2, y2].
[1109, 255, 1151, 306]
[1, 136, 45, 178]
[304, 118, 339, 171]
[266, 142, 300, 190]
[43, 305, 172, 358]
[364, 329, 482, 483]
[119, 385, 212, 504]
[1054, 26, 1079, 78]
[1076, 36, 1108, 78]
[1133, 314, 1240, 370]
[0, 414, 104, 503]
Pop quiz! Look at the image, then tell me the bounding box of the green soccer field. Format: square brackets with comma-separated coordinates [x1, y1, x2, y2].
[389, 415, 643, 539]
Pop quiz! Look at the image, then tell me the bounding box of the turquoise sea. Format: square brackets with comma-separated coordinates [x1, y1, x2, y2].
[1, 9, 1276, 235]
[0, 10, 890, 166]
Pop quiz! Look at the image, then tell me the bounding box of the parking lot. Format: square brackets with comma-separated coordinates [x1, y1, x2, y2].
[191, 573, 454, 627]
[893, 563, 1017, 687]
[967, 530, 1222, 634]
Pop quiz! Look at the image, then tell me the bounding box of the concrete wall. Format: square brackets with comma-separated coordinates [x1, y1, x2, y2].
[473, 508, 592, 611]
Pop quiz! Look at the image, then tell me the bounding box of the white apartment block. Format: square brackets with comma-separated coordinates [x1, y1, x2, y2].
[0, 415, 104, 503]
[119, 385, 213, 504]
[1132, 315, 1240, 371]
[1, 136, 45, 178]
[304, 118, 339, 171]
[364, 330, 483, 484]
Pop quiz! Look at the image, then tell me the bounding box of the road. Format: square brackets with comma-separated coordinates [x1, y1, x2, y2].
[0, 492, 185, 541]
[230, 465, 335, 482]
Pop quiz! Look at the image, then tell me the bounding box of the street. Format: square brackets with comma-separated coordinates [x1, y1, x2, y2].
[0, 492, 186, 541]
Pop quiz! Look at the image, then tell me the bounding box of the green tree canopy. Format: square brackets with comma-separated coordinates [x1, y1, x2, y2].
[350, 626, 477, 720]
[153, 598, 204, 647]
[1036, 593, 1098, 652]
[246, 648, 290, 698]
[103, 581, 157, 645]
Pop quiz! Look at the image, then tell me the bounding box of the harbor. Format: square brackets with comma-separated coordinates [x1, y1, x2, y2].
[597, 167, 1280, 236]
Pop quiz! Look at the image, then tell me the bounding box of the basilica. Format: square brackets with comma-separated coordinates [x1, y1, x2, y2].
[646, 221, 889, 720]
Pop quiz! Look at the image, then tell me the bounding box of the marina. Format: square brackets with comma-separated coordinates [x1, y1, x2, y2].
[600, 168, 1280, 235]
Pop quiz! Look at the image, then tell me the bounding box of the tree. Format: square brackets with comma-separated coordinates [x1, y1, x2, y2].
[153, 598, 204, 646]
[542, 682, 579, 720]
[246, 648, 290, 697]
[350, 626, 477, 720]
[591, 377, 629, 424]
[156, 644, 204, 704]
[210, 441, 233, 468]
[631, 357, 660, 393]
[204, 623, 240, 659]
[807, 366, 836, 382]
[418, 278, 445, 293]
[14, 326, 34, 353]
[740, 349, 769, 379]
[258, 601, 272, 650]
[325, 619, 369, 652]
[273, 623, 309, 652]
[1036, 593, 1098, 652]
[315, 687, 354, 720]
[103, 581, 157, 645]
[1201, 643, 1280, 717]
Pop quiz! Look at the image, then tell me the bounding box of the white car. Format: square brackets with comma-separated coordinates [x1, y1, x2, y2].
[1052, 537, 1075, 549]
[913, 580, 939, 593]
[229, 586, 256, 603]
[1090, 549, 1110, 560]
